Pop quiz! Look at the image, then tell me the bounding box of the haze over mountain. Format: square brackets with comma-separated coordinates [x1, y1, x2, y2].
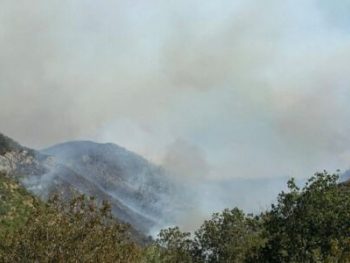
[41, 141, 176, 231]
[2, 0, 350, 185]
[2, 1, 350, 261]
[1, 0, 350, 238]
[0, 132, 293, 233]
[0, 133, 177, 234]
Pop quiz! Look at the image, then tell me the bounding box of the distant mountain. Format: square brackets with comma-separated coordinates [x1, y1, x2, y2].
[41, 141, 173, 232]
[340, 170, 350, 182]
[0, 133, 174, 235]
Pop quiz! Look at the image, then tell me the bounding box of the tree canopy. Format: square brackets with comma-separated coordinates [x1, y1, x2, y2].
[155, 171, 350, 263]
[2, 171, 350, 262]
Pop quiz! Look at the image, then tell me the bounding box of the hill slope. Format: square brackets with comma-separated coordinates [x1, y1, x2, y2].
[42, 141, 173, 232]
[0, 133, 173, 234]
[0, 172, 36, 239]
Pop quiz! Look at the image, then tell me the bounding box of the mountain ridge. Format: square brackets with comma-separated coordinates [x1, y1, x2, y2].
[0, 133, 173, 235]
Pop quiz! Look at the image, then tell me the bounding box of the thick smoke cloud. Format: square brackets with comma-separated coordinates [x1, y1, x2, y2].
[1, 1, 350, 188]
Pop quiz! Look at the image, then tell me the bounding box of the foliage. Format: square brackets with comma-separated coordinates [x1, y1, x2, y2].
[193, 208, 264, 263]
[259, 171, 350, 262]
[3, 170, 350, 262]
[156, 226, 194, 263]
[154, 209, 264, 263]
[3, 196, 142, 262]
[155, 171, 350, 263]
[0, 173, 37, 239]
[0, 175, 143, 262]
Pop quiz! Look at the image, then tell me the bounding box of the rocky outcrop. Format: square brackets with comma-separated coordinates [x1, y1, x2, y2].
[0, 150, 48, 177]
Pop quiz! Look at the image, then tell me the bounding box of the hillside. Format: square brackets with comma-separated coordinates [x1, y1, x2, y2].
[42, 141, 172, 228]
[0, 134, 22, 155]
[0, 133, 173, 234]
[0, 172, 36, 239]
[2, 133, 350, 261]
[0, 172, 144, 262]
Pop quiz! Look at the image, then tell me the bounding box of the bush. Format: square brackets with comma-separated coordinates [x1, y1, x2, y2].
[1, 195, 142, 262]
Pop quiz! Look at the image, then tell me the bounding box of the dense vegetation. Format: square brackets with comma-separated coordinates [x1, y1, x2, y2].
[0, 175, 36, 239]
[0, 173, 142, 262]
[2, 171, 350, 262]
[150, 171, 350, 262]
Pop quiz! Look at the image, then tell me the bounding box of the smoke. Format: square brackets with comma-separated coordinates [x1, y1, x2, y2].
[2, 0, 350, 223]
[162, 139, 210, 179]
[21, 171, 57, 200]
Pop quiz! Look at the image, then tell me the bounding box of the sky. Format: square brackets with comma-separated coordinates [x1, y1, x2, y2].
[1, 0, 350, 185]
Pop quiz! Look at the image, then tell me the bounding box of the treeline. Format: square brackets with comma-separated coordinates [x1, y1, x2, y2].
[156, 172, 350, 262]
[2, 171, 350, 262]
[0, 175, 142, 262]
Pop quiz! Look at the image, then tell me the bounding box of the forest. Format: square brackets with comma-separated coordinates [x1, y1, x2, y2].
[1, 171, 350, 262]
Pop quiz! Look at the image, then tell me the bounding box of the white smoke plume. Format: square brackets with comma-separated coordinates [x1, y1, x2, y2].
[1, 0, 350, 229]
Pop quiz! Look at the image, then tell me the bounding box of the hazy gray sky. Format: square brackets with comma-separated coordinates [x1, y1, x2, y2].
[1, 0, 350, 180]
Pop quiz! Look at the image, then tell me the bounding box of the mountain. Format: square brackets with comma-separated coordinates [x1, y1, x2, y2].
[340, 169, 350, 182]
[0, 133, 173, 234]
[41, 141, 173, 232]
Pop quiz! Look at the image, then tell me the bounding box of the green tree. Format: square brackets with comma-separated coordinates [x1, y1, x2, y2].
[155, 209, 264, 263]
[156, 226, 194, 263]
[259, 171, 350, 262]
[2, 195, 142, 263]
[193, 208, 264, 263]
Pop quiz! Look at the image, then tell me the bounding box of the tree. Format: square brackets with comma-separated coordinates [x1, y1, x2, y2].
[259, 171, 350, 262]
[2, 195, 142, 262]
[155, 209, 264, 263]
[156, 226, 194, 263]
[4, 169, 350, 262]
[193, 208, 264, 263]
